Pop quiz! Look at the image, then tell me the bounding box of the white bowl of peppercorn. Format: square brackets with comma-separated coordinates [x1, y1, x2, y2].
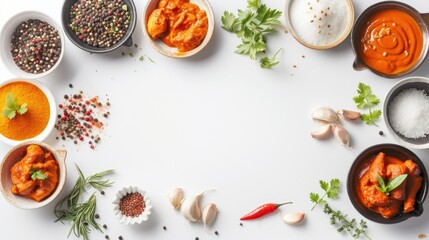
[113, 186, 152, 224]
[0, 11, 65, 79]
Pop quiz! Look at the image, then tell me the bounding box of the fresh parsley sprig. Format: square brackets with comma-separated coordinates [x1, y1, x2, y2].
[221, 0, 282, 67]
[310, 178, 340, 210]
[376, 174, 407, 196]
[2, 93, 27, 120]
[353, 83, 381, 126]
[310, 179, 371, 240]
[260, 48, 282, 69]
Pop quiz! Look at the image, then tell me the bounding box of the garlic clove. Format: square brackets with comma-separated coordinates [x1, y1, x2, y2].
[202, 203, 217, 229]
[337, 109, 361, 121]
[311, 124, 332, 139]
[167, 188, 184, 209]
[181, 191, 209, 222]
[311, 107, 340, 124]
[333, 125, 351, 148]
[282, 212, 305, 225]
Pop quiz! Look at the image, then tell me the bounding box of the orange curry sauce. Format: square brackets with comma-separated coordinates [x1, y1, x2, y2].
[357, 152, 423, 219]
[359, 9, 423, 75]
[147, 0, 208, 52]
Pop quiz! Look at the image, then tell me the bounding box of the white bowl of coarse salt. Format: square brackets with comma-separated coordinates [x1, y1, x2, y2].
[384, 76, 429, 149]
[285, 0, 355, 50]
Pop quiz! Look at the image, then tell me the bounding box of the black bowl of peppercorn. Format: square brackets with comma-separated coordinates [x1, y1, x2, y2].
[61, 0, 137, 53]
[0, 11, 65, 79]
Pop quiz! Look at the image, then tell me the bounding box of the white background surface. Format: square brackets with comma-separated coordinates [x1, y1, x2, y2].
[1, 0, 429, 239]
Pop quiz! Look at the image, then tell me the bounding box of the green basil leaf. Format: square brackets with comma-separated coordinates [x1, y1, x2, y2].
[386, 174, 407, 192]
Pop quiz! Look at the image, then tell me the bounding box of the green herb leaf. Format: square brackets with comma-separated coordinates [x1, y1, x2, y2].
[221, 1, 282, 68]
[376, 174, 407, 195]
[2, 93, 28, 120]
[30, 168, 48, 181]
[260, 48, 282, 69]
[221, 11, 237, 32]
[310, 178, 340, 210]
[353, 83, 381, 126]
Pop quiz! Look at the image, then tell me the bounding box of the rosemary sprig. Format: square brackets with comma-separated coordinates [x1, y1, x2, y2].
[54, 164, 113, 240]
[324, 204, 371, 240]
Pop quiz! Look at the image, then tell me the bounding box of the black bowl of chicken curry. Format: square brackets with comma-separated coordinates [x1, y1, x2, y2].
[347, 143, 428, 223]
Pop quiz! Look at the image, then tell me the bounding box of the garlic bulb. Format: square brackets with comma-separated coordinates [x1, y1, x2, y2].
[202, 203, 217, 229]
[337, 109, 361, 121]
[333, 125, 351, 148]
[311, 107, 340, 124]
[311, 124, 332, 139]
[282, 212, 305, 225]
[167, 188, 184, 209]
[181, 192, 205, 222]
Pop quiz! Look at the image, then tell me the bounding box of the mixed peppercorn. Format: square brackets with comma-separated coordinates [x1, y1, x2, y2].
[119, 192, 145, 217]
[55, 89, 110, 149]
[69, 0, 131, 48]
[11, 19, 61, 74]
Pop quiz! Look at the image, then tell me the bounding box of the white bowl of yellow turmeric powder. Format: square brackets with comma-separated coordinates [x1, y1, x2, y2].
[0, 79, 56, 146]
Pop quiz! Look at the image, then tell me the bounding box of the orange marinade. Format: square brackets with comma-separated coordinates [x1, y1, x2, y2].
[147, 0, 208, 52]
[359, 9, 423, 75]
[0, 81, 50, 140]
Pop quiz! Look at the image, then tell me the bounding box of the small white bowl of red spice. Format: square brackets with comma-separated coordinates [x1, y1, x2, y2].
[0, 79, 57, 146]
[113, 186, 152, 224]
[0, 11, 65, 79]
[142, 0, 215, 58]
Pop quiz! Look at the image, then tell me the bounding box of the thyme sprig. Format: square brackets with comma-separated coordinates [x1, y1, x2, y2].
[54, 164, 113, 240]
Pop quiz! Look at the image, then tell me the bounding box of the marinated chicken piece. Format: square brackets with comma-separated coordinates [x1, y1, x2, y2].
[403, 160, 423, 213]
[359, 172, 390, 208]
[10, 145, 59, 202]
[378, 199, 402, 219]
[147, 9, 168, 39]
[368, 152, 386, 184]
[386, 163, 409, 200]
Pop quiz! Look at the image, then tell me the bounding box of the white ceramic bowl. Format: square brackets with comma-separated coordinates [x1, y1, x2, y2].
[285, 0, 354, 50]
[0, 141, 67, 209]
[0, 11, 65, 79]
[142, 0, 215, 58]
[0, 79, 57, 146]
[113, 186, 152, 224]
[384, 76, 429, 149]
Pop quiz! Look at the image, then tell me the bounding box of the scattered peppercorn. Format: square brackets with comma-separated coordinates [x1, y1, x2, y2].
[118, 236, 123, 240]
[163, 226, 167, 231]
[214, 231, 219, 235]
[11, 19, 62, 74]
[240, 222, 243, 226]
[69, 83, 73, 88]
[55, 89, 110, 150]
[379, 130, 384, 136]
[195, 237, 199, 240]
[103, 224, 108, 229]
[95, 214, 100, 219]
[105, 235, 109, 239]
[101, 190, 105, 195]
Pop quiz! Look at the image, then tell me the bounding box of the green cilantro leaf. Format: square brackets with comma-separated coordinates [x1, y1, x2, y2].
[2, 93, 28, 120]
[310, 178, 340, 210]
[353, 83, 381, 126]
[30, 168, 48, 181]
[260, 48, 282, 69]
[221, 1, 282, 68]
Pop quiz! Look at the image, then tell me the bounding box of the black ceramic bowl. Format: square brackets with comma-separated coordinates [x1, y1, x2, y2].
[61, 0, 137, 53]
[347, 144, 428, 224]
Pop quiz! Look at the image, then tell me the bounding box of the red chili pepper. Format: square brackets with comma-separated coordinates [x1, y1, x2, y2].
[240, 202, 292, 220]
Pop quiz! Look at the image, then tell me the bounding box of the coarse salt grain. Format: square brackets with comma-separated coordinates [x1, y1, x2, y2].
[288, 0, 350, 46]
[388, 88, 429, 139]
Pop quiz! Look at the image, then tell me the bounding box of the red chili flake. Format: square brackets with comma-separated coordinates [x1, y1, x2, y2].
[119, 192, 145, 217]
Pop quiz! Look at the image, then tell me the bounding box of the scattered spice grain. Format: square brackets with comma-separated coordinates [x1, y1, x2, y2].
[163, 226, 167, 231]
[118, 236, 123, 240]
[69, 84, 73, 88]
[95, 213, 100, 219]
[105, 235, 109, 239]
[103, 224, 108, 229]
[214, 230, 219, 235]
[379, 131, 384, 136]
[419, 234, 427, 239]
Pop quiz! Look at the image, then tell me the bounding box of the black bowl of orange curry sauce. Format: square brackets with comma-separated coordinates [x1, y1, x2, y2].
[61, 0, 137, 53]
[347, 144, 428, 224]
